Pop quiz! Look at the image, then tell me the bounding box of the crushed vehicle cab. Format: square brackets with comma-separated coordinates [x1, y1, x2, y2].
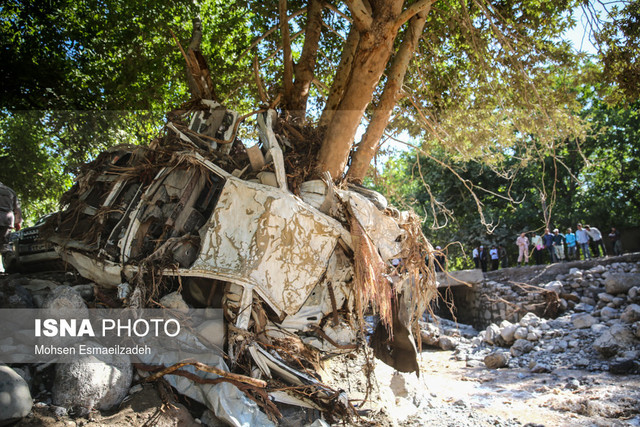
[2, 213, 62, 273]
[45, 104, 436, 422]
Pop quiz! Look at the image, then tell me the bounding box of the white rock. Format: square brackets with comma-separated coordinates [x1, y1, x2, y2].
[519, 313, 540, 328]
[0, 366, 32, 424]
[484, 324, 501, 345]
[42, 285, 87, 310]
[500, 323, 517, 344]
[514, 327, 529, 340]
[53, 347, 132, 411]
[544, 281, 564, 294]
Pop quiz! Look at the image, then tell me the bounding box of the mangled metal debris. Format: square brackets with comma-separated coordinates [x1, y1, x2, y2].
[42, 38, 436, 424]
[42, 104, 437, 423]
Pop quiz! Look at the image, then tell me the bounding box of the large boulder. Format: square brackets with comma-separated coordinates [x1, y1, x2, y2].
[42, 285, 87, 310]
[53, 347, 132, 411]
[604, 274, 640, 296]
[593, 324, 636, 358]
[0, 365, 32, 425]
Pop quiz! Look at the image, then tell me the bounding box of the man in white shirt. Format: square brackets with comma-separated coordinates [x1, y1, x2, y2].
[575, 223, 591, 260]
[585, 225, 606, 257]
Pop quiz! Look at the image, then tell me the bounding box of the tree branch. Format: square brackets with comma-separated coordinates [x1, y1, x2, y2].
[348, 12, 427, 182]
[238, 8, 307, 61]
[319, 27, 360, 127]
[395, 0, 434, 31]
[280, 0, 294, 102]
[344, 0, 373, 31]
[289, 0, 324, 121]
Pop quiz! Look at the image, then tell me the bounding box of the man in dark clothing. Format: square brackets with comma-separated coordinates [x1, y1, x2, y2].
[478, 245, 488, 272]
[542, 228, 556, 263]
[609, 227, 622, 256]
[0, 182, 22, 255]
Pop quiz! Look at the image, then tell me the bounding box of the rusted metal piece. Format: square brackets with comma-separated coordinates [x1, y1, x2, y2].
[326, 281, 339, 326]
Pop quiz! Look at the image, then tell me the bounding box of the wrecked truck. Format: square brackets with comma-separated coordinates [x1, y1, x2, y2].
[44, 102, 437, 422]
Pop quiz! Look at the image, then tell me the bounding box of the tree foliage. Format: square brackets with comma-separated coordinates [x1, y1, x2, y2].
[1, 0, 636, 225]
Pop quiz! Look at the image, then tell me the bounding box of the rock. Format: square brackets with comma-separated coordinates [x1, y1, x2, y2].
[42, 285, 87, 310]
[526, 330, 541, 341]
[629, 286, 639, 300]
[514, 327, 529, 340]
[438, 335, 459, 351]
[390, 372, 409, 397]
[574, 303, 594, 312]
[71, 284, 95, 301]
[572, 313, 597, 329]
[620, 304, 640, 323]
[484, 351, 510, 369]
[160, 292, 189, 312]
[604, 273, 640, 295]
[484, 324, 501, 345]
[600, 306, 618, 320]
[569, 268, 581, 276]
[634, 321, 640, 338]
[0, 280, 36, 309]
[593, 324, 636, 358]
[597, 293, 615, 303]
[530, 362, 551, 373]
[544, 281, 564, 294]
[519, 313, 540, 327]
[53, 347, 132, 411]
[420, 323, 440, 346]
[510, 339, 534, 357]
[500, 323, 517, 344]
[590, 265, 606, 274]
[0, 365, 33, 424]
[609, 359, 639, 374]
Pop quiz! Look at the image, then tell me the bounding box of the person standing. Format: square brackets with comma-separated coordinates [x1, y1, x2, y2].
[565, 227, 577, 260]
[516, 233, 529, 266]
[0, 182, 22, 255]
[472, 246, 480, 269]
[490, 245, 499, 270]
[608, 227, 622, 256]
[552, 229, 566, 262]
[478, 245, 488, 272]
[575, 223, 591, 260]
[531, 232, 544, 265]
[585, 225, 606, 257]
[499, 244, 509, 269]
[542, 228, 556, 263]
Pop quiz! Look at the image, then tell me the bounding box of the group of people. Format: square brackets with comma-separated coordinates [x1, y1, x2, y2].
[471, 244, 509, 272]
[472, 223, 623, 271]
[515, 224, 622, 266]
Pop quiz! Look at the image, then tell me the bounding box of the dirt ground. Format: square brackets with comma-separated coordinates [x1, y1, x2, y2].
[416, 349, 640, 427]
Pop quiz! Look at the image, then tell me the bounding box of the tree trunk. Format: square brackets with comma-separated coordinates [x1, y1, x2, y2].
[279, 0, 294, 102]
[346, 12, 428, 183]
[287, 0, 323, 123]
[319, 27, 360, 128]
[316, 4, 405, 179]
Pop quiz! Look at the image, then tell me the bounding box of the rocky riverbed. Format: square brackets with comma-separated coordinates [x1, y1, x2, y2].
[1, 257, 639, 426]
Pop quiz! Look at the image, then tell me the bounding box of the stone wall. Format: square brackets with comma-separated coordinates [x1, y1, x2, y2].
[435, 253, 640, 330]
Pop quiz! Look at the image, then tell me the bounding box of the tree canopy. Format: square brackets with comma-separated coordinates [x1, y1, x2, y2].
[1, 0, 637, 226]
